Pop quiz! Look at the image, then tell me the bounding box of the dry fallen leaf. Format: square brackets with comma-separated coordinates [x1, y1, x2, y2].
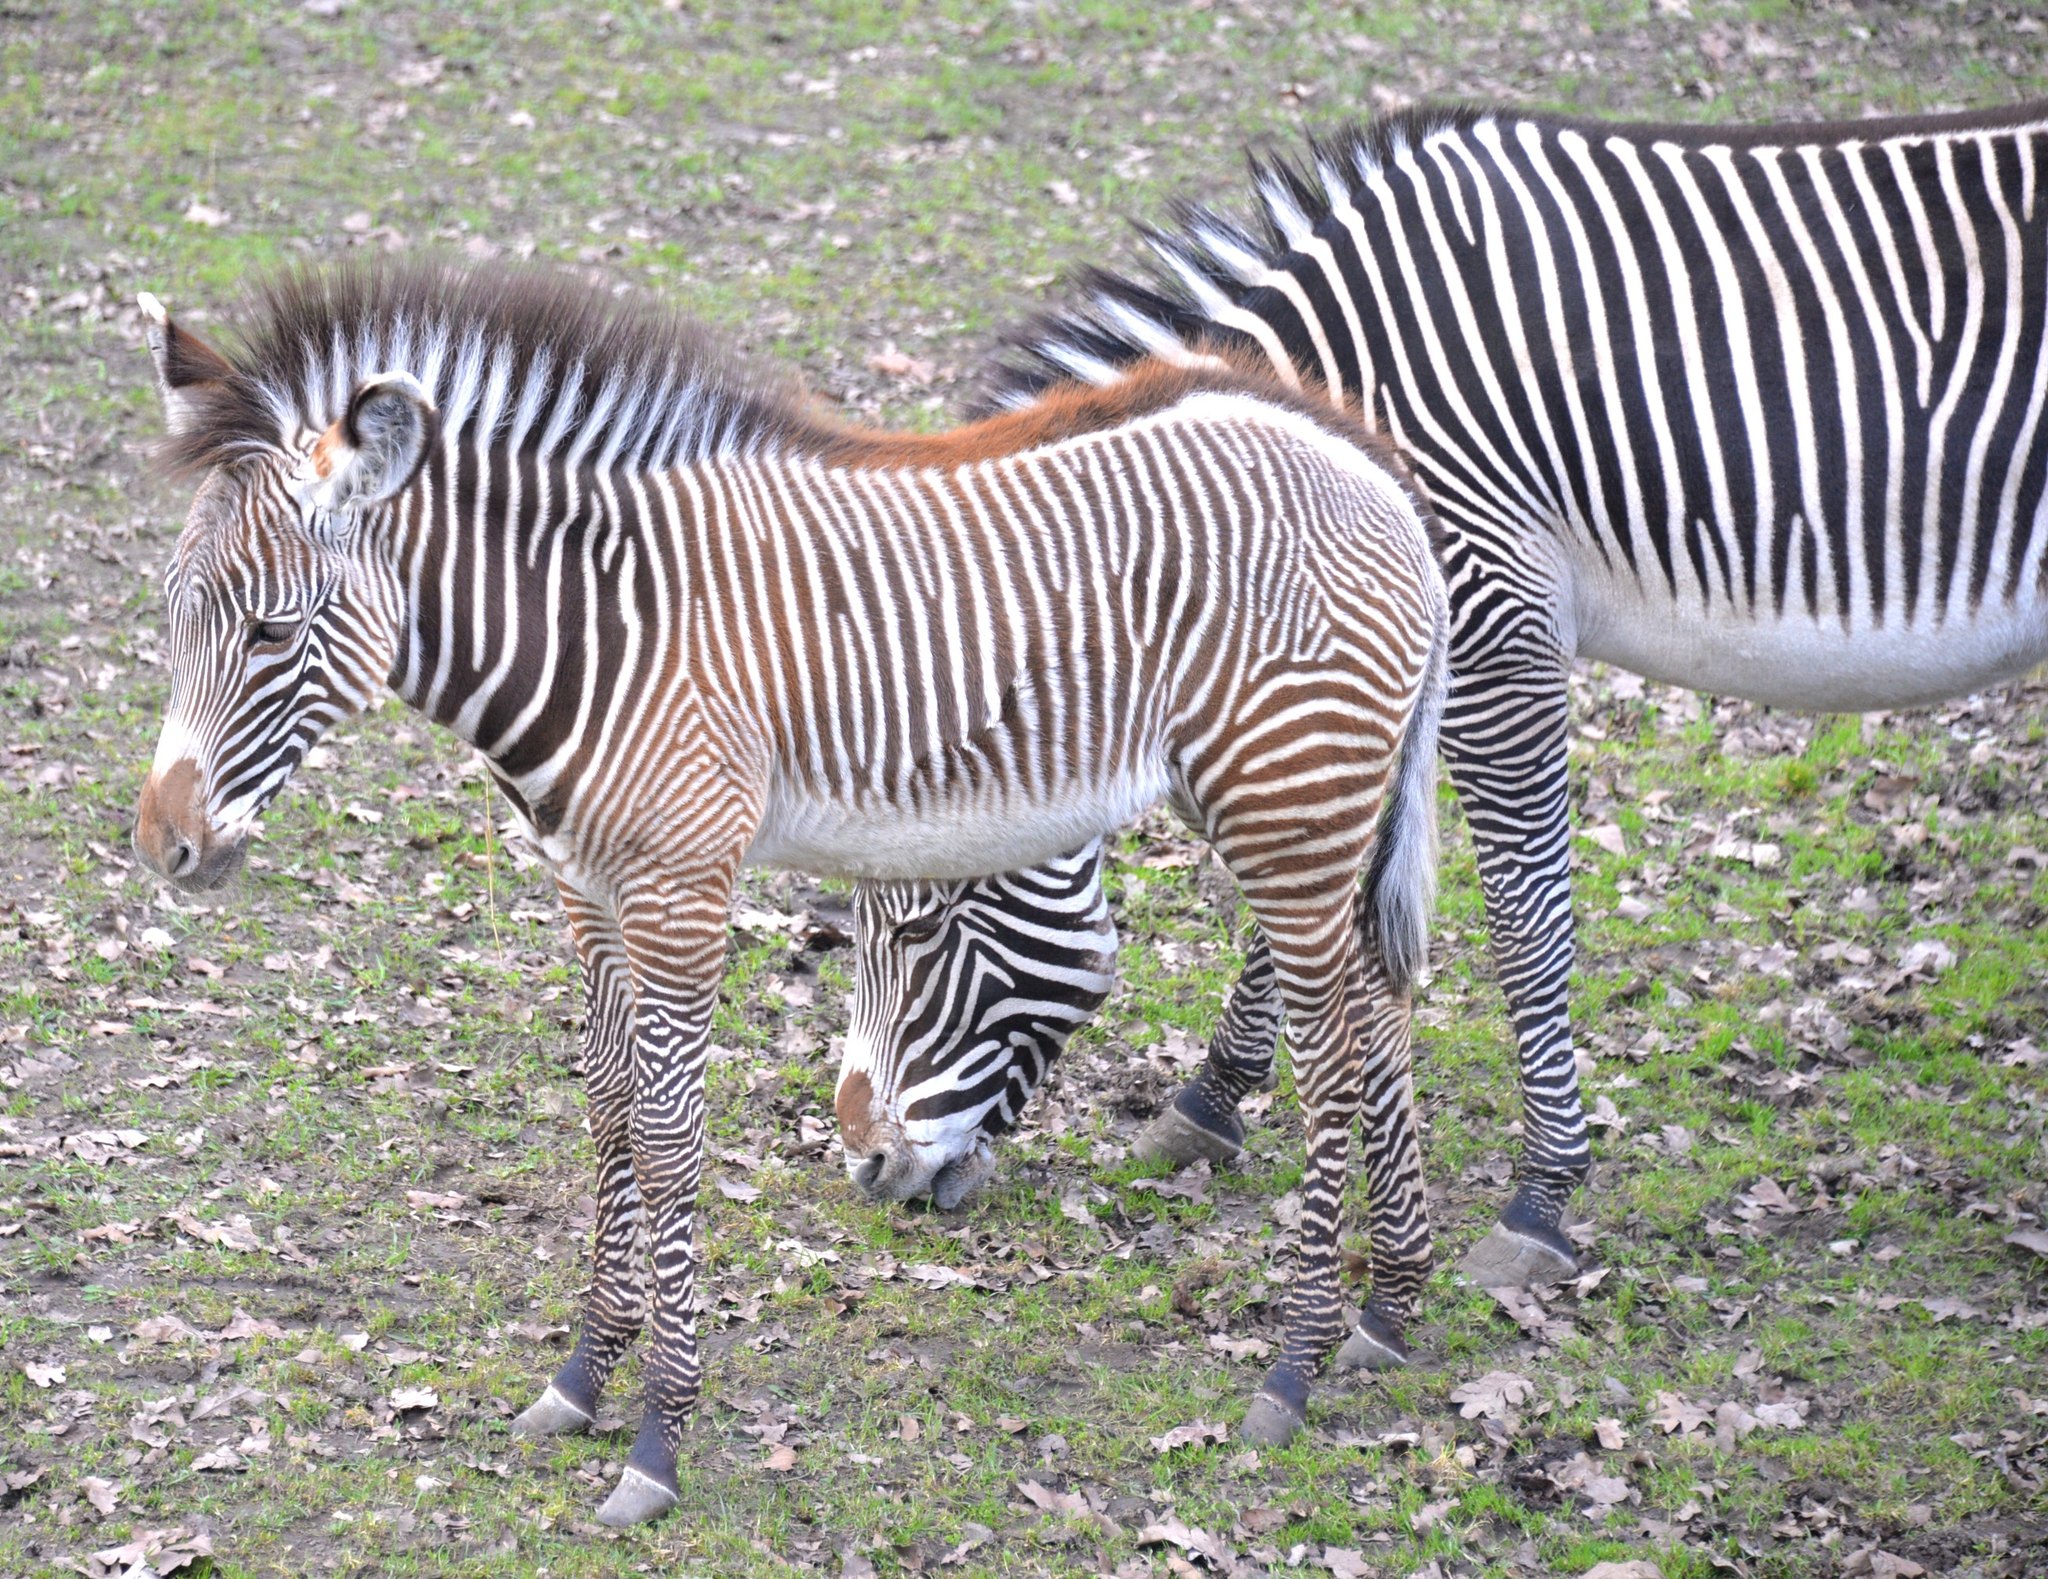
[79, 1476, 119, 1516]
[2007, 1229, 2048, 1259]
[1148, 1418, 1228, 1454]
[1647, 1390, 1714, 1436]
[764, 1443, 797, 1472]
[1448, 1370, 1533, 1420]
[389, 1386, 439, 1412]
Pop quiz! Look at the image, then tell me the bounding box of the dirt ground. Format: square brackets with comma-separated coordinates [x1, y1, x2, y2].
[2, 3, 2045, 1577]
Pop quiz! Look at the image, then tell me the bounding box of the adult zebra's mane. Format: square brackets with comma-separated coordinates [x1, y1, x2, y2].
[975, 97, 2048, 415]
[159, 258, 823, 478]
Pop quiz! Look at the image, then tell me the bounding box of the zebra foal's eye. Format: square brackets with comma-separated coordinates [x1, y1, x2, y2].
[245, 616, 300, 649]
[892, 911, 946, 945]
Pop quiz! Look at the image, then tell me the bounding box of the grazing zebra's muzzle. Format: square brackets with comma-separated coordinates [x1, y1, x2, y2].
[133, 758, 248, 892]
[839, 843, 1121, 1210]
[837, 1059, 1000, 1209]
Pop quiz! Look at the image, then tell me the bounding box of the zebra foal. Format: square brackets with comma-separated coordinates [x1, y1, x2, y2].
[128, 260, 1449, 1521]
[838, 101, 2048, 1281]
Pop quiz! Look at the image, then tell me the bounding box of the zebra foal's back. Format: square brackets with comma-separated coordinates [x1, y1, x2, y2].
[709, 377, 1439, 883]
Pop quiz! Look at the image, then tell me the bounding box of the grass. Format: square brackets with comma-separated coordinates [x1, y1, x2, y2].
[2, 2, 2045, 1576]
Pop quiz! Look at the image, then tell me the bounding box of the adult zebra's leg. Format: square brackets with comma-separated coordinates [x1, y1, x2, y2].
[514, 892, 643, 1437]
[597, 874, 731, 1528]
[1439, 644, 1586, 1287]
[1132, 932, 1282, 1167]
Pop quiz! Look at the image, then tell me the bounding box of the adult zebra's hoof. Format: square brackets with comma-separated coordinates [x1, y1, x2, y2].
[1132, 1103, 1242, 1170]
[1457, 1221, 1578, 1288]
[1334, 1309, 1410, 1372]
[596, 1465, 679, 1527]
[511, 1384, 594, 1438]
[1238, 1389, 1306, 1447]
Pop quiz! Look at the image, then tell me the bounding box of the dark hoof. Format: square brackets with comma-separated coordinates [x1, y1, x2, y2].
[1457, 1222, 1578, 1288]
[1238, 1389, 1306, 1447]
[596, 1465, 679, 1527]
[1334, 1310, 1410, 1372]
[1132, 1104, 1243, 1169]
[511, 1384, 594, 1438]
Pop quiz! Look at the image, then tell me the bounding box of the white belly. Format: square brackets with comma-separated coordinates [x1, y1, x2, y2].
[744, 767, 1170, 882]
[1572, 560, 2048, 713]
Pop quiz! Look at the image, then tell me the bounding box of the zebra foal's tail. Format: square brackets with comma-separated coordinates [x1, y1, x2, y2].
[1361, 607, 1448, 999]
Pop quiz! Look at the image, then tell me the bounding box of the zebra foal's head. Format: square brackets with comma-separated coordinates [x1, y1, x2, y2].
[131, 293, 430, 891]
[837, 843, 1119, 1209]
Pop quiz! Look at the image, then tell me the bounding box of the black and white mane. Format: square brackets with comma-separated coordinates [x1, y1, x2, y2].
[158, 259, 822, 478]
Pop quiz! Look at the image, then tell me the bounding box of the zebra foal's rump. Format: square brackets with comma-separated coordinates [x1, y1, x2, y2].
[840, 98, 2048, 1285]
[128, 259, 1450, 1522]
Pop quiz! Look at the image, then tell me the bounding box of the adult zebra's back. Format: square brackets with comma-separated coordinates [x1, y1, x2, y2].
[843, 101, 2048, 1284]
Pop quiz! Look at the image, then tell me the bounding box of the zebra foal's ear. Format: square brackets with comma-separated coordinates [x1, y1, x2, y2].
[300, 372, 438, 514]
[137, 291, 233, 436]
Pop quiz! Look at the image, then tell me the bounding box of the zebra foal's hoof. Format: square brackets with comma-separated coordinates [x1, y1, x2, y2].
[1238, 1389, 1307, 1448]
[1334, 1310, 1410, 1372]
[511, 1384, 594, 1438]
[596, 1465, 680, 1527]
[1132, 1104, 1242, 1170]
[1457, 1222, 1578, 1289]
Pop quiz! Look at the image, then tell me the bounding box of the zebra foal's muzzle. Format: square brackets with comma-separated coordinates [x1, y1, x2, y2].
[133, 759, 247, 891]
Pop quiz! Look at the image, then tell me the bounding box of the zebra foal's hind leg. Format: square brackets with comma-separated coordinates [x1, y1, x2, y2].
[515, 895, 647, 1438]
[1224, 872, 1431, 1447]
[1133, 932, 1282, 1168]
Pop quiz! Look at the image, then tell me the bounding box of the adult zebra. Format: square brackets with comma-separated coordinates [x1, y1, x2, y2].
[128, 260, 1449, 1518]
[835, 100, 2048, 1286]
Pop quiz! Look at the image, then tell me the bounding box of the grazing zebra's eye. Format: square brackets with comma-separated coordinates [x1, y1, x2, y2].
[246, 617, 299, 649]
[893, 911, 946, 945]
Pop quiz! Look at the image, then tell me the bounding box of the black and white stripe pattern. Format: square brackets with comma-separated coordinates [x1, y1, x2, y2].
[839, 840, 1118, 1207]
[844, 101, 2048, 1280]
[132, 260, 1452, 1517]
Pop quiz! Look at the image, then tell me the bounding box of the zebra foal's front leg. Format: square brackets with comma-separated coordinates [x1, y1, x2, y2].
[514, 895, 645, 1438]
[596, 879, 730, 1528]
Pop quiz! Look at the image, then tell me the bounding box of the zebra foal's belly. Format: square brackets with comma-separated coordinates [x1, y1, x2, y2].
[744, 766, 1171, 882]
[1573, 570, 2048, 714]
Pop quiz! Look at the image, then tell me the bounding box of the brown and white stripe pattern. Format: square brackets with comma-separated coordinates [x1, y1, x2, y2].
[129, 260, 1450, 1523]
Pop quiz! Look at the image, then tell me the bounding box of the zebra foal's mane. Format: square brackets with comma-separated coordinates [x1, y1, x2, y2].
[158, 258, 822, 479]
[155, 257, 1414, 495]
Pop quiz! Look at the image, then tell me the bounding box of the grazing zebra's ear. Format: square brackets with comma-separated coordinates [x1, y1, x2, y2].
[137, 292, 233, 436]
[300, 371, 438, 515]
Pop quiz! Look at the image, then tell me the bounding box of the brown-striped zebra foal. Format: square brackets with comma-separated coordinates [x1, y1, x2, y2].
[128, 261, 1448, 1523]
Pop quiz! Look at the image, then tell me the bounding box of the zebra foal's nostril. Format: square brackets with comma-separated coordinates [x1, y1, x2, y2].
[853, 1152, 888, 1193]
[167, 836, 199, 878]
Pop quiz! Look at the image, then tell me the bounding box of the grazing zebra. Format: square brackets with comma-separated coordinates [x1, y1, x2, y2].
[841, 841, 1117, 1209]
[127, 260, 1450, 1517]
[835, 101, 2048, 1287]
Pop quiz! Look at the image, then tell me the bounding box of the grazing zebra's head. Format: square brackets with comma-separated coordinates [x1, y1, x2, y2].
[837, 842, 1118, 1209]
[130, 293, 431, 891]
